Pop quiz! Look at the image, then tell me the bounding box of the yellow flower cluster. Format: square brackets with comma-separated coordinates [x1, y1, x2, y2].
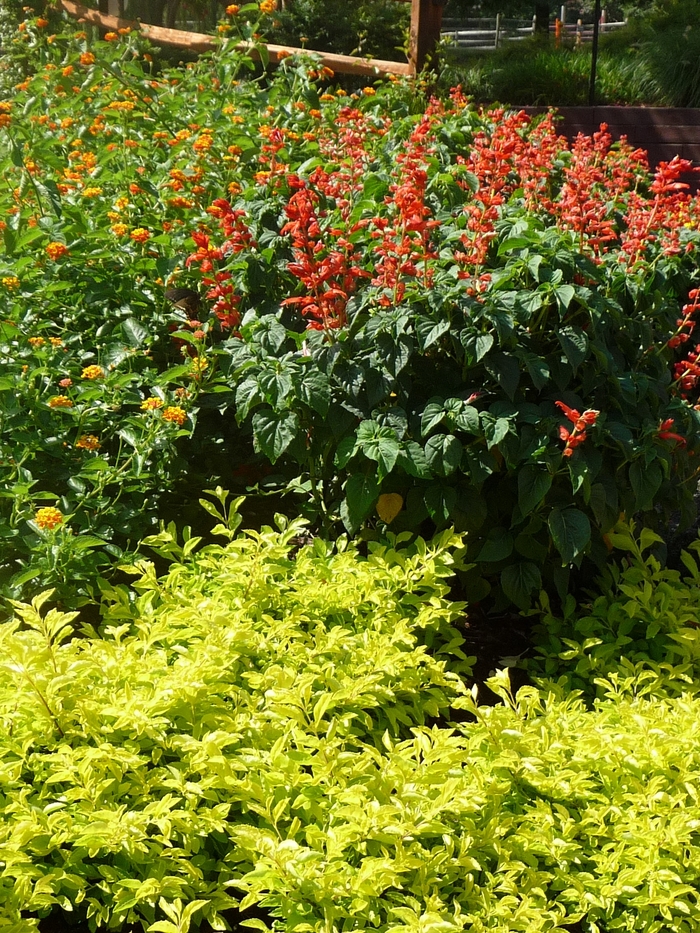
[35, 507, 63, 530]
[48, 395, 73, 408]
[162, 406, 187, 425]
[81, 365, 104, 380]
[141, 397, 164, 411]
[75, 434, 100, 450]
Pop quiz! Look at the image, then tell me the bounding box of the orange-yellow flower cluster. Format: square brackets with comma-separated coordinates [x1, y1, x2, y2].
[35, 507, 64, 530]
[48, 395, 73, 408]
[75, 434, 101, 450]
[46, 241, 69, 260]
[141, 397, 164, 410]
[3, 276, 20, 290]
[130, 228, 150, 243]
[162, 406, 187, 425]
[81, 365, 104, 380]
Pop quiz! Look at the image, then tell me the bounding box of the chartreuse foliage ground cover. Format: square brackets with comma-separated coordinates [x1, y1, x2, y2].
[3, 503, 700, 933]
[2, 5, 700, 609]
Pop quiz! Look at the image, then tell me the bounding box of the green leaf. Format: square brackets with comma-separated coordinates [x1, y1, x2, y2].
[555, 284, 576, 310]
[122, 318, 148, 348]
[258, 368, 292, 408]
[517, 464, 552, 515]
[298, 369, 330, 416]
[476, 527, 514, 563]
[356, 421, 400, 478]
[485, 352, 520, 400]
[501, 562, 542, 608]
[629, 459, 662, 512]
[396, 440, 432, 478]
[421, 398, 446, 438]
[424, 484, 457, 523]
[252, 410, 299, 463]
[424, 434, 463, 476]
[557, 326, 588, 370]
[340, 472, 380, 534]
[415, 317, 450, 351]
[548, 507, 591, 563]
[522, 353, 550, 390]
[236, 377, 261, 420]
[482, 416, 511, 450]
[334, 435, 357, 470]
[450, 404, 480, 434]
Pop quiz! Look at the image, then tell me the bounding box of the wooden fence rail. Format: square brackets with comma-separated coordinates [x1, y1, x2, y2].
[60, 0, 443, 76]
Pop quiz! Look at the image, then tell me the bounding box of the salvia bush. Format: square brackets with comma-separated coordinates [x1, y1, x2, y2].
[3, 13, 700, 605]
[3, 510, 700, 932]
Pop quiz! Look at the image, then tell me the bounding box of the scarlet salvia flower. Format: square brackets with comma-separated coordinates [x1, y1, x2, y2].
[658, 418, 686, 446]
[556, 401, 599, 456]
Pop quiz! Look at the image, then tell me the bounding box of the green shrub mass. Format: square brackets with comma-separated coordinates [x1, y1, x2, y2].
[2, 515, 700, 933]
[2, 14, 700, 609]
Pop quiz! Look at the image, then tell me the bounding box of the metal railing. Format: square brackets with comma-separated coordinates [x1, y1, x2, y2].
[442, 14, 627, 50]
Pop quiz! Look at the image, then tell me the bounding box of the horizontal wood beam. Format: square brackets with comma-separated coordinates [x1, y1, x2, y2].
[60, 0, 414, 76]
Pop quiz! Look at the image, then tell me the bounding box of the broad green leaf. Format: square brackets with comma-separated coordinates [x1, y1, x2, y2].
[548, 507, 591, 563]
[340, 472, 380, 534]
[501, 562, 541, 608]
[122, 318, 148, 348]
[482, 415, 511, 450]
[476, 527, 514, 563]
[485, 352, 520, 400]
[421, 398, 446, 438]
[252, 410, 299, 463]
[297, 369, 330, 416]
[558, 325, 589, 369]
[629, 459, 662, 512]
[424, 484, 457, 523]
[415, 317, 450, 351]
[396, 440, 432, 478]
[236, 377, 261, 420]
[518, 464, 552, 515]
[424, 434, 463, 476]
[356, 421, 400, 478]
[555, 284, 576, 310]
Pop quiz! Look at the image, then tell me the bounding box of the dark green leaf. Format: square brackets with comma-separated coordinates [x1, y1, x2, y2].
[421, 398, 446, 438]
[482, 416, 511, 450]
[424, 484, 457, 523]
[517, 464, 553, 515]
[485, 352, 520, 400]
[629, 459, 662, 512]
[501, 562, 542, 608]
[548, 508, 591, 563]
[424, 434, 463, 476]
[252, 410, 299, 463]
[340, 472, 380, 534]
[397, 440, 432, 478]
[235, 377, 261, 420]
[122, 318, 148, 348]
[477, 527, 514, 563]
[356, 421, 400, 478]
[557, 326, 588, 370]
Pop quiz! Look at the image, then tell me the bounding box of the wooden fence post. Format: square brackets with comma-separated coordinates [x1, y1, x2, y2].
[409, 0, 444, 74]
